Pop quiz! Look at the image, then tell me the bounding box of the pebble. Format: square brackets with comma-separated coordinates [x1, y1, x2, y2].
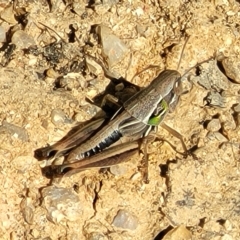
[103, 0, 119, 5]
[11, 30, 36, 49]
[205, 91, 225, 108]
[0, 5, 17, 24]
[86, 57, 103, 76]
[46, 68, 59, 78]
[136, 24, 148, 37]
[0, 120, 29, 141]
[162, 225, 192, 240]
[0, 26, 6, 42]
[97, 24, 129, 67]
[110, 165, 127, 176]
[223, 219, 232, 231]
[233, 103, 240, 113]
[130, 172, 141, 181]
[87, 232, 106, 240]
[207, 119, 221, 132]
[12, 155, 34, 172]
[51, 109, 66, 125]
[42, 186, 82, 223]
[50, 109, 73, 126]
[206, 132, 228, 143]
[71, 1, 85, 16]
[112, 209, 138, 230]
[196, 60, 229, 91]
[222, 56, 240, 83]
[20, 198, 34, 224]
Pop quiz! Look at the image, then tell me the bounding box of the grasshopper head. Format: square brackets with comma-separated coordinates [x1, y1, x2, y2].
[147, 72, 182, 126]
[153, 70, 181, 98]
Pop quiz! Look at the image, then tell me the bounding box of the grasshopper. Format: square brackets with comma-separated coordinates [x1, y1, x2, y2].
[35, 37, 209, 180]
[36, 69, 184, 180]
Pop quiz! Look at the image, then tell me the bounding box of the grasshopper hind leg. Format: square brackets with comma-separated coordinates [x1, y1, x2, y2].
[140, 133, 157, 184]
[159, 123, 197, 159]
[41, 165, 79, 179]
[161, 122, 188, 154]
[34, 145, 58, 160]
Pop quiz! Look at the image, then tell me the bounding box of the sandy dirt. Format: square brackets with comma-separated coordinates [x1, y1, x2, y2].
[0, 0, 240, 239]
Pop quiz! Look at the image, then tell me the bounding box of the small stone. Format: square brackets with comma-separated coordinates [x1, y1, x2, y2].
[223, 118, 236, 131]
[46, 68, 59, 78]
[223, 220, 232, 231]
[207, 119, 221, 132]
[12, 156, 34, 172]
[110, 165, 127, 176]
[86, 57, 103, 76]
[233, 103, 240, 113]
[96, 24, 129, 67]
[50, 109, 73, 126]
[195, 74, 211, 90]
[51, 109, 66, 125]
[20, 198, 34, 225]
[87, 89, 98, 99]
[87, 232, 105, 240]
[197, 60, 229, 90]
[73, 112, 85, 122]
[207, 132, 228, 143]
[130, 172, 141, 181]
[222, 56, 240, 83]
[112, 210, 138, 230]
[11, 30, 36, 49]
[102, 0, 119, 5]
[42, 186, 82, 223]
[0, 26, 6, 42]
[0, 120, 29, 141]
[72, 1, 86, 16]
[162, 225, 192, 240]
[41, 119, 48, 129]
[221, 234, 234, 240]
[226, 11, 236, 16]
[236, 114, 240, 127]
[136, 24, 148, 37]
[80, 104, 98, 117]
[31, 229, 40, 238]
[205, 91, 225, 108]
[28, 57, 38, 66]
[0, 4, 17, 24]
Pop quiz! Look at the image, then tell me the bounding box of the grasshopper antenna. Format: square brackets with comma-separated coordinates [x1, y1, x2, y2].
[177, 35, 214, 77]
[182, 57, 214, 79]
[178, 36, 215, 78]
[130, 35, 191, 83]
[177, 35, 190, 71]
[36, 22, 67, 43]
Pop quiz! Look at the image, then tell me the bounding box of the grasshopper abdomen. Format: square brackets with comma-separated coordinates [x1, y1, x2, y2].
[83, 130, 122, 158]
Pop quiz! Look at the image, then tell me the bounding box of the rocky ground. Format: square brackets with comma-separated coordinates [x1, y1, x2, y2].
[0, 0, 240, 239]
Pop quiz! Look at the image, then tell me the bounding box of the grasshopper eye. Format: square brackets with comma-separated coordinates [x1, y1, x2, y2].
[173, 79, 183, 95]
[174, 78, 181, 88]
